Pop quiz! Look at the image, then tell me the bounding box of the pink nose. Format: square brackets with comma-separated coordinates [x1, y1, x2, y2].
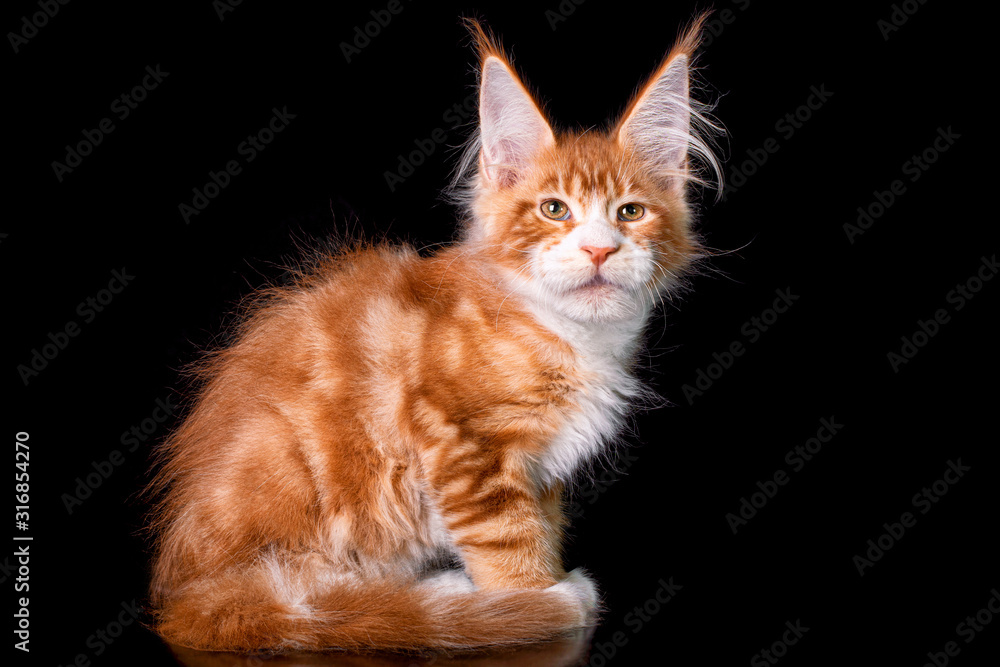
[580, 245, 617, 268]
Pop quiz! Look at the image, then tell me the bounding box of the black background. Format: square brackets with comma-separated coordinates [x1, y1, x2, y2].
[7, 1, 996, 665]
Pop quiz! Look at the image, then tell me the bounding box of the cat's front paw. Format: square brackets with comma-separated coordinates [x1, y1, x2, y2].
[549, 568, 600, 625]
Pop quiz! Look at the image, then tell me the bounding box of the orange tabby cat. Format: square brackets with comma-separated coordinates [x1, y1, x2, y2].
[147, 15, 721, 652]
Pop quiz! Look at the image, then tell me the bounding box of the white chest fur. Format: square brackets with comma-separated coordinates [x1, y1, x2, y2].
[531, 310, 646, 487]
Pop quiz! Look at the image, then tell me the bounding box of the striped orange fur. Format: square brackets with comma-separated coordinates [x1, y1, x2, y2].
[147, 14, 721, 652]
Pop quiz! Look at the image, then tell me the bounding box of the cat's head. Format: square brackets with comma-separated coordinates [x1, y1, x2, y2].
[451, 16, 722, 325]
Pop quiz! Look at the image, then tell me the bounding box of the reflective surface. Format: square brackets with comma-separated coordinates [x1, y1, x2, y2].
[168, 629, 593, 667]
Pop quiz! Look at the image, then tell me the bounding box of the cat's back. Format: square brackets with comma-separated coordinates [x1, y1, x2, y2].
[297, 242, 484, 345]
[230, 243, 497, 384]
[296, 241, 512, 339]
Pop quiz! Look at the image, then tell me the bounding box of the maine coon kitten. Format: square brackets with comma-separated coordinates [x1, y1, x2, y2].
[147, 16, 721, 652]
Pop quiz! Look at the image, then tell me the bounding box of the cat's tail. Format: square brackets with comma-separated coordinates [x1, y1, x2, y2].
[151, 565, 599, 652]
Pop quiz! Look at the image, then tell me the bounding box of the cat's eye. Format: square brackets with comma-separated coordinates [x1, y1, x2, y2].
[540, 200, 571, 221]
[617, 203, 646, 222]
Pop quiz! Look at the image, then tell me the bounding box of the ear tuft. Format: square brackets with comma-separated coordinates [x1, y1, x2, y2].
[461, 18, 555, 189]
[615, 12, 724, 196]
[461, 17, 505, 64]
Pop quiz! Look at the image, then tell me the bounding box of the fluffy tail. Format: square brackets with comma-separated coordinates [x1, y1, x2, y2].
[152, 566, 599, 652]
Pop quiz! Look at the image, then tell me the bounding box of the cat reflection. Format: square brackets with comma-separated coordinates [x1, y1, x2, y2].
[169, 628, 592, 667]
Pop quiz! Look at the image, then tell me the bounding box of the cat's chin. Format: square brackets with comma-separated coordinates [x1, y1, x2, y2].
[551, 282, 647, 324]
[501, 267, 647, 324]
[573, 274, 617, 293]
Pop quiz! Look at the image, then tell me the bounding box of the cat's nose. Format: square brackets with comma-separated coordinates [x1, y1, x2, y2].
[580, 245, 618, 268]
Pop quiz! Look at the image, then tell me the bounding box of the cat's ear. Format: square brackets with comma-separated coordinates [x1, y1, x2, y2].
[466, 20, 555, 188]
[615, 14, 718, 192]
